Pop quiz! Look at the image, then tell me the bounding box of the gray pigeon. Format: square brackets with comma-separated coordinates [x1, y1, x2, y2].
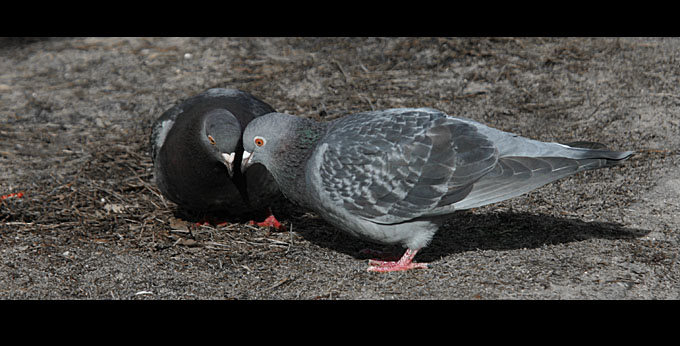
[241, 108, 634, 272]
[151, 88, 283, 227]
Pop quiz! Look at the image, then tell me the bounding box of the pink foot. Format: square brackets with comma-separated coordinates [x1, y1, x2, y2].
[195, 220, 211, 227]
[367, 248, 428, 272]
[195, 216, 230, 227]
[248, 214, 286, 231]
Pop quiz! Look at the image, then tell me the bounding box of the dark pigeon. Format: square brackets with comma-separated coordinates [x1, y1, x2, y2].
[241, 108, 634, 272]
[151, 88, 282, 227]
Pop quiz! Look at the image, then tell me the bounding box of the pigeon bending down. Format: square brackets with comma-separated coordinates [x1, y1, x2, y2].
[241, 107, 634, 272]
[151, 88, 283, 229]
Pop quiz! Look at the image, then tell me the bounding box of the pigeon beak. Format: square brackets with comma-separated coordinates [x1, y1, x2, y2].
[241, 150, 252, 174]
[221, 152, 236, 177]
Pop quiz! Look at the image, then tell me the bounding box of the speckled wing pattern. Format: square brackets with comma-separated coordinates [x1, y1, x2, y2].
[317, 108, 498, 224]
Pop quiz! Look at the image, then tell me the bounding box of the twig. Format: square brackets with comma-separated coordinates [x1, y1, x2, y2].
[358, 93, 375, 111]
[332, 59, 351, 83]
[266, 277, 294, 291]
[3, 221, 34, 226]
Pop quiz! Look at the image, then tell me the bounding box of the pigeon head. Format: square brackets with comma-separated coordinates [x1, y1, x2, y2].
[202, 109, 242, 177]
[241, 112, 328, 207]
[241, 112, 298, 174]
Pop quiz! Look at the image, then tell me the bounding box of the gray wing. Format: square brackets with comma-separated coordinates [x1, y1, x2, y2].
[317, 108, 498, 224]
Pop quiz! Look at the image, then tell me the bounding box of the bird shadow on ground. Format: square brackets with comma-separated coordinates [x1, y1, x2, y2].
[290, 209, 650, 263]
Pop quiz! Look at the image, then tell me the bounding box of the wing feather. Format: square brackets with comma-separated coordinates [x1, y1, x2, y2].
[316, 108, 498, 224]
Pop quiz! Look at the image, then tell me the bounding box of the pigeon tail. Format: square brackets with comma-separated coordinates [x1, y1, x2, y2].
[452, 148, 634, 210]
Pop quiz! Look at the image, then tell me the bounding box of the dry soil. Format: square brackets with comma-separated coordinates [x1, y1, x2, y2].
[1, 37, 678, 299]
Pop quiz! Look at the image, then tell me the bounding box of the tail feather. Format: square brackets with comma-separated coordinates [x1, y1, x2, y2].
[455, 116, 634, 160]
[452, 147, 634, 210]
[560, 141, 608, 150]
[555, 142, 635, 161]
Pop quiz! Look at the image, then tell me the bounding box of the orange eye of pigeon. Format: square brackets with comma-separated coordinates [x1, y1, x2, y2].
[254, 137, 265, 147]
[207, 135, 216, 145]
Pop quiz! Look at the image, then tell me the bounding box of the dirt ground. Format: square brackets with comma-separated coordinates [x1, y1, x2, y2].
[0, 37, 678, 299]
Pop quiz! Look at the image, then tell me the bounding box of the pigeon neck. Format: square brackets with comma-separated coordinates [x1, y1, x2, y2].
[273, 118, 328, 208]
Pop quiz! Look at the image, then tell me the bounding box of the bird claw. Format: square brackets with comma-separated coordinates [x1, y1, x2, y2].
[367, 261, 428, 272]
[365, 248, 427, 272]
[195, 217, 230, 227]
[248, 214, 286, 231]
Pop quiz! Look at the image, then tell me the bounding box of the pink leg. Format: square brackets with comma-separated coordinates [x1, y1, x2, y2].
[367, 248, 428, 272]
